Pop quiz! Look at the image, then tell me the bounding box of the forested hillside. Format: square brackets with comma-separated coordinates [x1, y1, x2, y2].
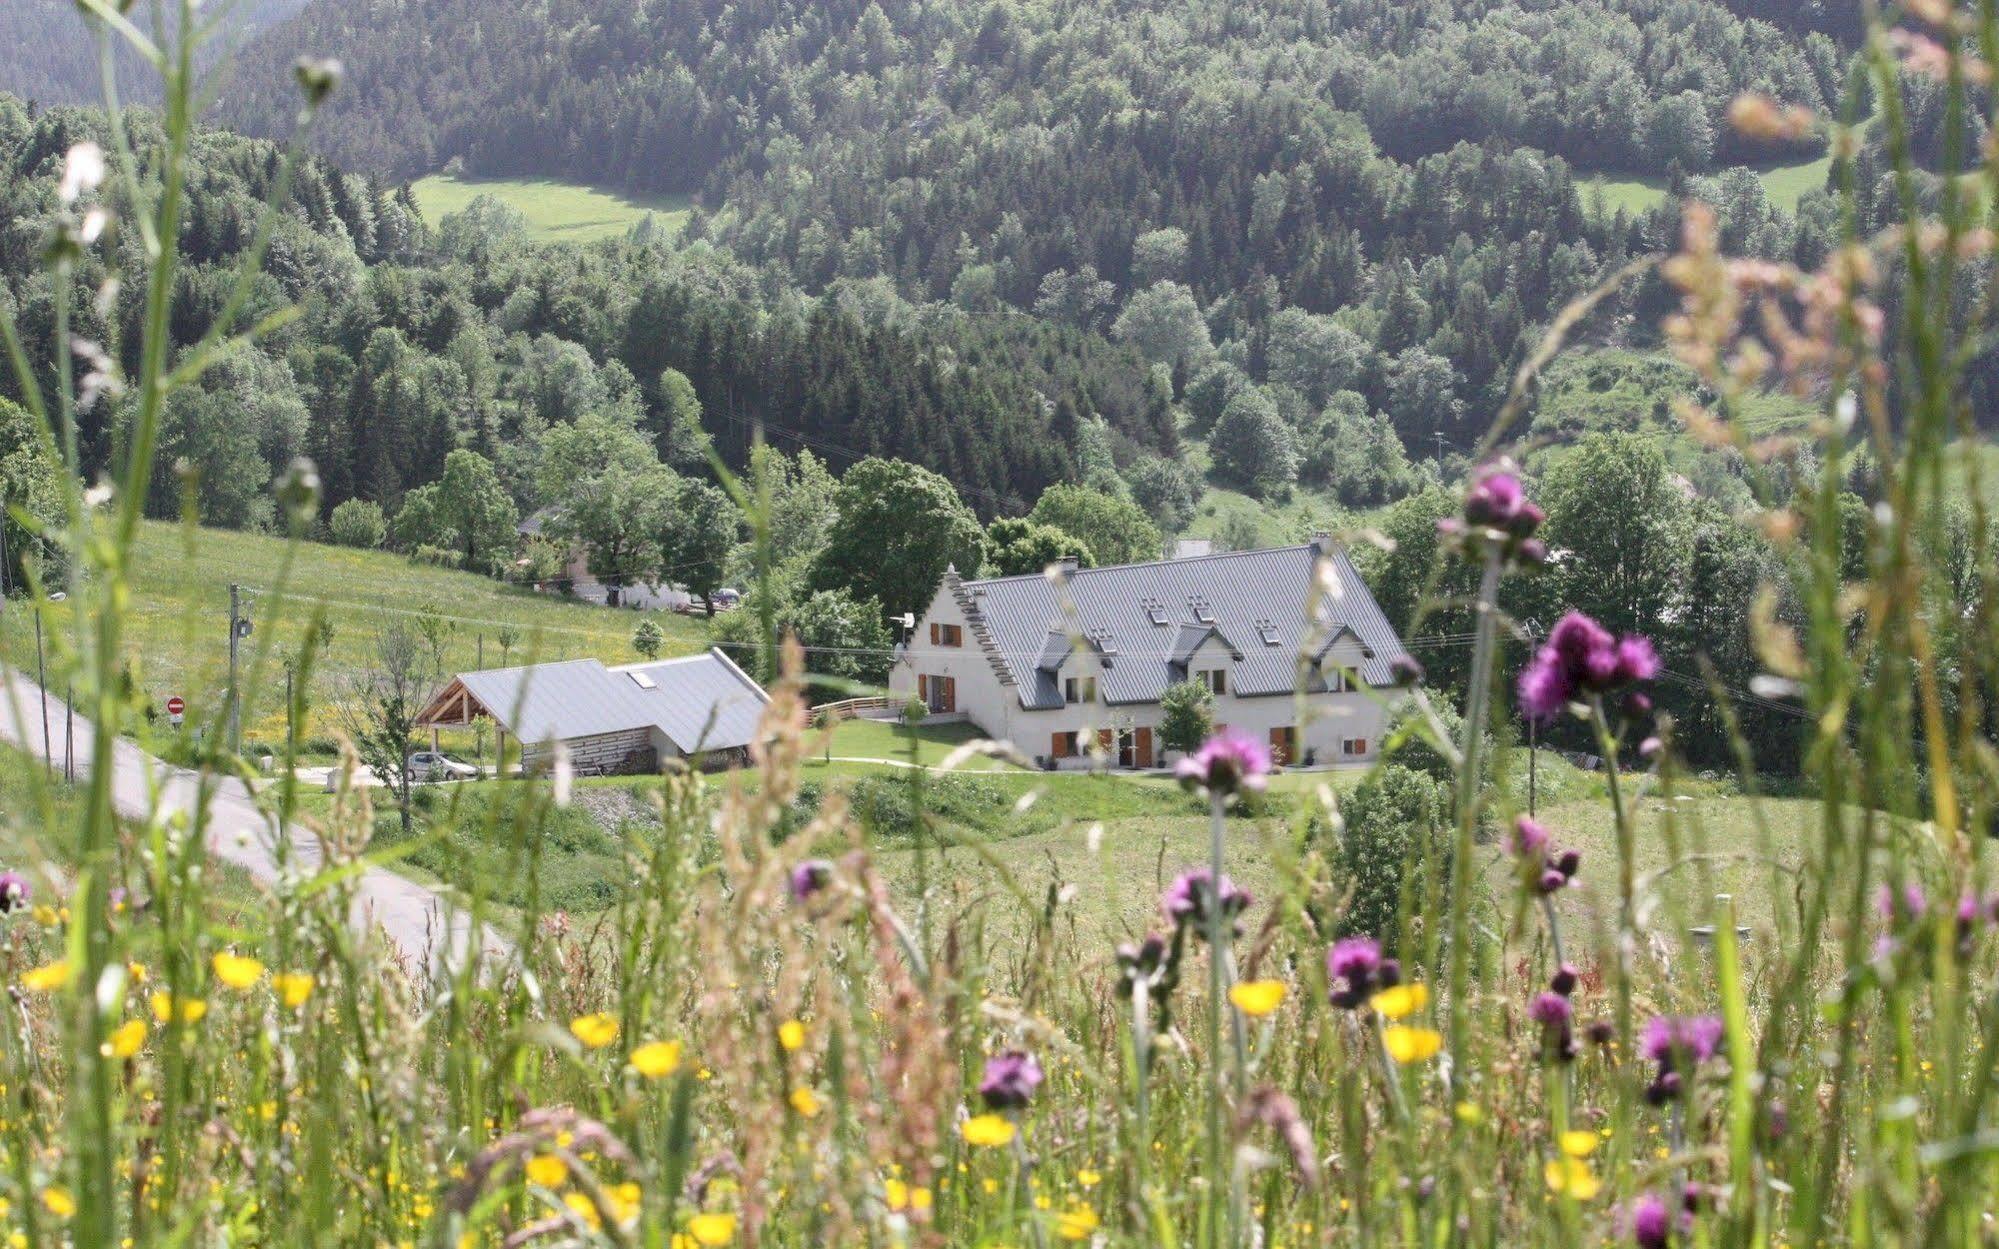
[0, 96, 1174, 529]
[0, 0, 307, 107]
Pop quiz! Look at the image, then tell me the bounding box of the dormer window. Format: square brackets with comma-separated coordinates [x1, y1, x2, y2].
[1198, 669, 1227, 697]
[1065, 676, 1098, 704]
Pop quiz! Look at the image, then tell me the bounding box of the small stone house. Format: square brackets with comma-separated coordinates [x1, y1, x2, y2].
[888, 536, 1410, 770]
[417, 647, 769, 774]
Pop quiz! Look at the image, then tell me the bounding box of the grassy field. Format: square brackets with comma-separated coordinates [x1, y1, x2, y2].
[0, 520, 709, 753]
[410, 173, 694, 243]
[1582, 153, 1834, 218]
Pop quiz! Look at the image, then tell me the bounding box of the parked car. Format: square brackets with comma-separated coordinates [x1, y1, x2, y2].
[406, 751, 481, 782]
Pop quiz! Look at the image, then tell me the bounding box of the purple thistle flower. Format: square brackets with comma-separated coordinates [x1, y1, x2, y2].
[1630, 1192, 1673, 1249]
[1549, 963, 1578, 997]
[1877, 882, 1927, 923]
[0, 871, 27, 914]
[1615, 636, 1661, 684]
[1554, 849, 1583, 879]
[1175, 728, 1272, 796]
[1511, 816, 1549, 858]
[789, 859, 835, 903]
[1518, 611, 1659, 723]
[1327, 936, 1399, 1009]
[1530, 990, 1577, 1062]
[1529, 992, 1572, 1026]
[1160, 867, 1250, 937]
[1642, 1014, 1723, 1102]
[979, 1050, 1044, 1110]
[1641, 1015, 1724, 1066]
[1538, 868, 1569, 896]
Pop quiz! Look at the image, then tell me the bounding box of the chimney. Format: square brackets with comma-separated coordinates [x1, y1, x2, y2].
[1056, 555, 1081, 574]
[1310, 532, 1335, 557]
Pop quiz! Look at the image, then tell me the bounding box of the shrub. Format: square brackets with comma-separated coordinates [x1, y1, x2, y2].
[1322, 764, 1449, 950]
[1159, 680, 1214, 754]
[328, 498, 386, 549]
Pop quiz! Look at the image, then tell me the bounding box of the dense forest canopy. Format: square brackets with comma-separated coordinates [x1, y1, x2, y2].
[0, 0, 306, 107]
[0, 96, 1174, 528]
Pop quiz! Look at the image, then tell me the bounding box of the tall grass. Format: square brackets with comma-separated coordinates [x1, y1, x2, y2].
[4, 2, 1999, 1246]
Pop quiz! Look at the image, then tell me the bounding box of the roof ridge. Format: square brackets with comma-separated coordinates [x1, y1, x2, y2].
[964, 542, 1320, 586]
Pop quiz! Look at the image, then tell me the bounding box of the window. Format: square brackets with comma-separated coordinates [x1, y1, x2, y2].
[1325, 667, 1349, 693]
[627, 671, 656, 689]
[1051, 731, 1079, 759]
[930, 623, 963, 647]
[1145, 599, 1169, 627]
[1064, 676, 1097, 704]
[1189, 596, 1214, 624]
[1257, 621, 1281, 647]
[1342, 738, 1369, 757]
[1269, 726, 1295, 764]
[1198, 669, 1227, 697]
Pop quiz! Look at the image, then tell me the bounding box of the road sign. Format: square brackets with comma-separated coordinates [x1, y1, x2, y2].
[166, 695, 185, 726]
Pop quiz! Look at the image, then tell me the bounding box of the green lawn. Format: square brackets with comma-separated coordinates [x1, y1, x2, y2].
[411, 173, 694, 243]
[0, 520, 710, 752]
[1581, 154, 1834, 219]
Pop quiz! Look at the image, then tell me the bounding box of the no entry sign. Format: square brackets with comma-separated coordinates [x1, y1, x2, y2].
[166, 696, 185, 726]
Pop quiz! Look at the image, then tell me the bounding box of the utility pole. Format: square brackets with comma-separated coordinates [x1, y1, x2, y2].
[228, 583, 247, 756]
[1434, 431, 1448, 470]
[34, 605, 50, 778]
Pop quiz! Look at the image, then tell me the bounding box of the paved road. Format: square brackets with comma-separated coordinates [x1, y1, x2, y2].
[0, 669, 510, 974]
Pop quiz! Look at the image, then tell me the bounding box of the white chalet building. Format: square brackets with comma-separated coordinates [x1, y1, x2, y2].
[889, 536, 1410, 770]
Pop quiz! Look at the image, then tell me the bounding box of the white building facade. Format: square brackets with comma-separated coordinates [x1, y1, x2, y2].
[889, 536, 1410, 771]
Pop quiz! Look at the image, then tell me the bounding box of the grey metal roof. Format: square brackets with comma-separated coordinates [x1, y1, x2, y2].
[961, 540, 1409, 711]
[452, 648, 769, 752]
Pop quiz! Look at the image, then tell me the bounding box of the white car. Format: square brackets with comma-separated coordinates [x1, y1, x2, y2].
[406, 751, 481, 782]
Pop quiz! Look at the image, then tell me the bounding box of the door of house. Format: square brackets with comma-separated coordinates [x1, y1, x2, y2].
[1270, 725, 1295, 765]
[929, 675, 956, 714]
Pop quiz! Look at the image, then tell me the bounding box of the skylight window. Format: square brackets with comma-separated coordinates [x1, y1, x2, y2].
[628, 671, 657, 689]
[1189, 596, 1214, 624]
[1143, 598, 1169, 626]
[1257, 622, 1281, 646]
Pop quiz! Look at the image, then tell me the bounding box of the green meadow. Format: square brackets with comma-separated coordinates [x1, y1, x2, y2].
[411, 172, 694, 243]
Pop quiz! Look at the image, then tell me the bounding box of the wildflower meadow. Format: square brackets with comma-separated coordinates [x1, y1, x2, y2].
[4, 2, 1999, 1246]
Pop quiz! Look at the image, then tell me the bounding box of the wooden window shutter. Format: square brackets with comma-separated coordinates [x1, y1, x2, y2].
[1136, 727, 1153, 768]
[918, 674, 928, 701]
[1052, 732, 1069, 759]
[942, 677, 956, 712]
[929, 622, 939, 645]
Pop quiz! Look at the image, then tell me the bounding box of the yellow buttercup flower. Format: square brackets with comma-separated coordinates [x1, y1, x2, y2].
[1076, 1167, 1102, 1188]
[1559, 1129, 1600, 1159]
[1382, 1025, 1443, 1064]
[629, 1040, 682, 1078]
[960, 1113, 1017, 1147]
[212, 951, 264, 990]
[563, 1192, 602, 1230]
[273, 972, 315, 1009]
[22, 960, 71, 993]
[687, 1211, 737, 1245]
[524, 1154, 569, 1188]
[1370, 983, 1428, 1020]
[1228, 980, 1287, 1017]
[778, 1019, 806, 1051]
[1056, 1204, 1100, 1241]
[570, 1013, 619, 1049]
[1543, 1157, 1601, 1201]
[789, 1086, 822, 1118]
[41, 1187, 75, 1219]
[150, 992, 207, 1025]
[107, 1019, 147, 1059]
[884, 1178, 932, 1212]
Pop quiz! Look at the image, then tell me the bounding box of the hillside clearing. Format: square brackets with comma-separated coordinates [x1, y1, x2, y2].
[1582, 154, 1834, 218]
[411, 173, 694, 242]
